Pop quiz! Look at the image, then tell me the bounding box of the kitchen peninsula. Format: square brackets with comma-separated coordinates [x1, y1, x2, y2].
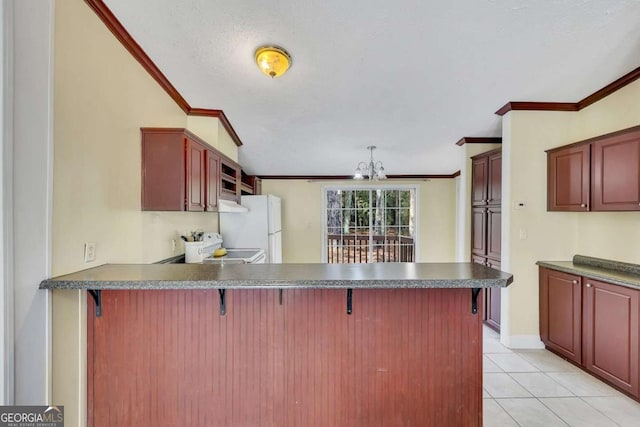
[41, 263, 512, 426]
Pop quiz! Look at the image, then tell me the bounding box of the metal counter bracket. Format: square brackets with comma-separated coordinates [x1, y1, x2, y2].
[88, 290, 102, 317]
[347, 288, 353, 315]
[219, 289, 226, 316]
[471, 288, 481, 314]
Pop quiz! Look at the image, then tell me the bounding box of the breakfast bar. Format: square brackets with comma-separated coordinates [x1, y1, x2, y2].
[41, 263, 512, 427]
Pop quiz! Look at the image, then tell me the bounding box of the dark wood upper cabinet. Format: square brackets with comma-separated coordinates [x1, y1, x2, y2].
[205, 149, 220, 211]
[141, 129, 187, 211]
[487, 152, 502, 205]
[486, 207, 501, 260]
[141, 128, 241, 211]
[547, 144, 590, 211]
[185, 138, 206, 212]
[583, 278, 639, 396]
[547, 125, 640, 212]
[219, 159, 240, 201]
[240, 171, 262, 196]
[471, 207, 487, 257]
[471, 156, 488, 206]
[539, 267, 582, 364]
[591, 131, 640, 211]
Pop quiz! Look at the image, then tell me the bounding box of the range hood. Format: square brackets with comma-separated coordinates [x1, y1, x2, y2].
[218, 199, 249, 213]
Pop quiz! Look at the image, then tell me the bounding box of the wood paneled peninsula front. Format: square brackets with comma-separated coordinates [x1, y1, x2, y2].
[41, 263, 513, 427]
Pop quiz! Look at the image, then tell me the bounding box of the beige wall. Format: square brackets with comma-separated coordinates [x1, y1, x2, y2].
[502, 78, 640, 346]
[186, 115, 238, 162]
[262, 179, 457, 263]
[52, 1, 237, 425]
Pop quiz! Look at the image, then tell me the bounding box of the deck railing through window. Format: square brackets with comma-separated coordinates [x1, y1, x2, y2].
[327, 234, 415, 263]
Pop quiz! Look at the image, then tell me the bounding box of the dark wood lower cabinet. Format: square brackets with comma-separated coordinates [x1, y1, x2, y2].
[472, 256, 501, 330]
[539, 267, 640, 400]
[485, 260, 501, 331]
[539, 268, 582, 364]
[583, 278, 639, 396]
[88, 288, 483, 426]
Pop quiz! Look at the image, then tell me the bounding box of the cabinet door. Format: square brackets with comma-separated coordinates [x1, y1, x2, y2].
[471, 255, 486, 265]
[547, 144, 590, 211]
[141, 130, 186, 211]
[486, 207, 501, 260]
[485, 260, 501, 331]
[591, 132, 640, 211]
[471, 156, 488, 206]
[205, 150, 220, 211]
[487, 152, 502, 205]
[471, 207, 487, 256]
[583, 278, 639, 396]
[185, 138, 206, 212]
[539, 268, 582, 363]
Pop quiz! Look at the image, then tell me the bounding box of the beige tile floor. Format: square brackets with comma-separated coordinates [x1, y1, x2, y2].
[482, 326, 640, 426]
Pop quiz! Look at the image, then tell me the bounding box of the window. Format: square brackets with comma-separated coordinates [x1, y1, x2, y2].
[324, 187, 416, 263]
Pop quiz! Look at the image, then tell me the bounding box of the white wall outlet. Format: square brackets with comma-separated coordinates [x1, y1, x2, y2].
[84, 242, 96, 262]
[171, 239, 177, 252]
[519, 228, 528, 240]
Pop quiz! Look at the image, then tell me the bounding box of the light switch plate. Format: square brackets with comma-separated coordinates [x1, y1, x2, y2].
[84, 242, 96, 262]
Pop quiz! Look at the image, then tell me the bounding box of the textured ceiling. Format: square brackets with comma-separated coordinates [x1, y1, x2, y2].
[104, 0, 640, 175]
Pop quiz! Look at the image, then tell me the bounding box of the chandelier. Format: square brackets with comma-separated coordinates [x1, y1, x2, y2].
[354, 146, 387, 180]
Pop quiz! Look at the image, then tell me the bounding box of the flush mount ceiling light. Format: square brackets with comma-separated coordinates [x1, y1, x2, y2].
[255, 45, 292, 78]
[354, 146, 387, 181]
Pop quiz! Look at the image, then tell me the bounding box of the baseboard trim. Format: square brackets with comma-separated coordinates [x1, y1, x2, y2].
[502, 334, 545, 349]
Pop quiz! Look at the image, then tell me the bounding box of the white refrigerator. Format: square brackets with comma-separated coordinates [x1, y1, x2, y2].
[219, 195, 282, 263]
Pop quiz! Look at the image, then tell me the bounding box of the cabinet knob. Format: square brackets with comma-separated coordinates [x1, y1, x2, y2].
[580, 203, 587, 208]
[586, 283, 592, 288]
[572, 280, 578, 284]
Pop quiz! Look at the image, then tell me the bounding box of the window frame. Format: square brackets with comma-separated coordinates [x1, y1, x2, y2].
[321, 184, 420, 263]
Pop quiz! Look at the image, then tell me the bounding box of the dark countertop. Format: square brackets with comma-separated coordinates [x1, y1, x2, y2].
[537, 255, 640, 291]
[39, 262, 513, 290]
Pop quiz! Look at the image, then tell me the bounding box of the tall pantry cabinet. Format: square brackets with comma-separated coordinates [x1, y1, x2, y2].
[471, 148, 502, 331]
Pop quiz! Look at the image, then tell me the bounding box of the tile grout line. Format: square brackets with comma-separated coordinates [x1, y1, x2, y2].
[481, 326, 636, 426]
[535, 395, 624, 427]
[489, 398, 523, 427]
[577, 396, 624, 426]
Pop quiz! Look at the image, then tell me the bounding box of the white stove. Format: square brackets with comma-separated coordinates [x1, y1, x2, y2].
[203, 248, 266, 265]
[184, 233, 266, 264]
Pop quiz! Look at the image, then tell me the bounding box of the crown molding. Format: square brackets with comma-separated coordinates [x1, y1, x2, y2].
[577, 66, 640, 110]
[257, 172, 461, 180]
[84, 0, 242, 147]
[495, 66, 640, 116]
[495, 102, 578, 116]
[187, 109, 243, 147]
[455, 137, 502, 146]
